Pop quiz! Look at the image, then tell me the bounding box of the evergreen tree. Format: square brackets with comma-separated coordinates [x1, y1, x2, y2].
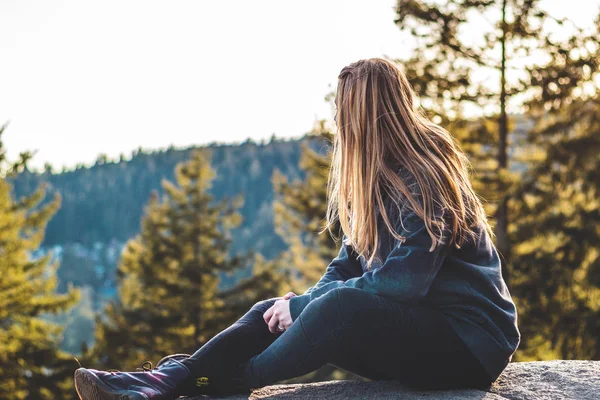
[509, 19, 600, 359]
[89, 149, 285, 370]
[271, 121, 364, 383]
[512, 96, 600, 360]
[272, 122, 340, 288]
[0, 124, 79, 399]
[392, 0, 589, 282]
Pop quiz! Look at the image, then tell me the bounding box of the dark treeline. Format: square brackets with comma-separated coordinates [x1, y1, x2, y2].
[10, 135, 325, 260]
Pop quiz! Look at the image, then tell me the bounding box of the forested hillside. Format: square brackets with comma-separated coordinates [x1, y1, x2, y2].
[11, 135, 324, 257]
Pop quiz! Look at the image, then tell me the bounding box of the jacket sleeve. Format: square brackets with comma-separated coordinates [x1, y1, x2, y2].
[288, 205, 449, 322]
[289, 235, 363, 321]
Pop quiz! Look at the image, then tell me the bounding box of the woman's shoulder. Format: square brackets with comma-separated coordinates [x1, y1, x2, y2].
[447, 219, 498, 262]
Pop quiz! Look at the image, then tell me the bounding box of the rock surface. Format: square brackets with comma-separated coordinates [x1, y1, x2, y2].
[185, 360, 599, 400]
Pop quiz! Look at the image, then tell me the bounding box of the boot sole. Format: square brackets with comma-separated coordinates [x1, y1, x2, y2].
[74, 368, 149, 400]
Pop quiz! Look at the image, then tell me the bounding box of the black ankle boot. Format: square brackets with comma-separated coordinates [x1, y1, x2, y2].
[177, 357, 254, 397]
[74, 357, 193, 400]
[156, 353, 216, 397]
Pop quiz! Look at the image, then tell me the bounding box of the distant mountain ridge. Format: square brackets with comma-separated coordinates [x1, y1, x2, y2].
[11, 134, 326, 260]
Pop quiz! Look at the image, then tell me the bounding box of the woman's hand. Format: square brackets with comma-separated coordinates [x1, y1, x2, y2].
[263, 292, 296, 333]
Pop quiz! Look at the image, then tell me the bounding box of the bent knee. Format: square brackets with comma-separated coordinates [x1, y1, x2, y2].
[333, 286, 368, 301]
[298, 287, 373, 343]
[305, 287, 380, 326]
[306, 287, 364, 312]
[300, 288, 345, 328]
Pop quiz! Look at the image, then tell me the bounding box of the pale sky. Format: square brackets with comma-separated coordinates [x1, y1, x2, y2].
[1, 0, 598, 170]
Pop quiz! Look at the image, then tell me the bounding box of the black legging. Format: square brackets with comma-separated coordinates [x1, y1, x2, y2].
[180, 286, 493, 396]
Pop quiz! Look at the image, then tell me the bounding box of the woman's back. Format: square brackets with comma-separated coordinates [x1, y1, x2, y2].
[357, 168, 521, 381]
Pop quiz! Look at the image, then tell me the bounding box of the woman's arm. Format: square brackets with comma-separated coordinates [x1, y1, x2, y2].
[289, 235, 363, 321]
[289, 206, 449, 322]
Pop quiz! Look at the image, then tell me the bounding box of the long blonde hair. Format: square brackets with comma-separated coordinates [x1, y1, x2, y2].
[320, 57, 493, 270]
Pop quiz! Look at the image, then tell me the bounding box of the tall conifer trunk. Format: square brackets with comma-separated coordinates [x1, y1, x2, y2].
[496, 0, 511, 284]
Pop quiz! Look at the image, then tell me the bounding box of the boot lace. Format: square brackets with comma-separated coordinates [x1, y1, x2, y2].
[106, 361, 154, 374]
[137, 361, 154, 372]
